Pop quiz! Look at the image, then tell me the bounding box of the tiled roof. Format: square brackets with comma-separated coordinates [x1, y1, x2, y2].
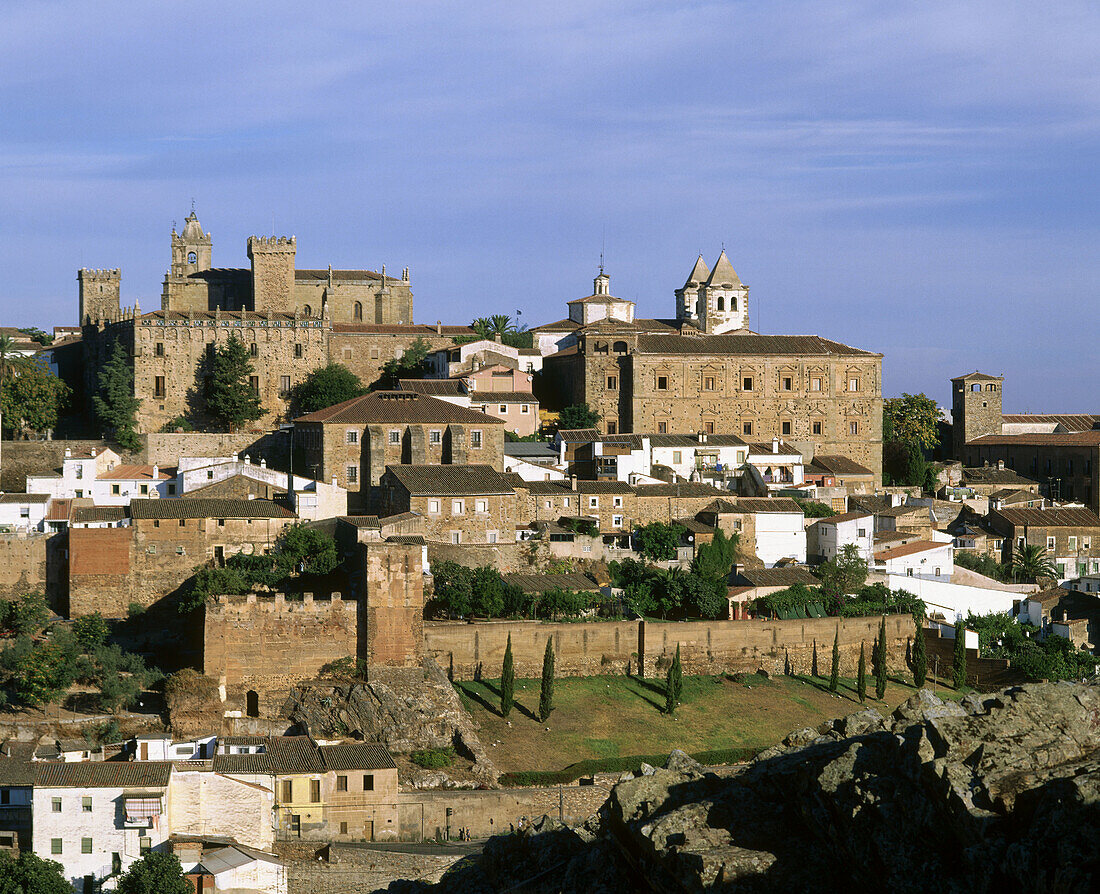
[812, 455, 875, 476]
[634, 483, 728, 498]
[503, 443, 557, 458]
[379, 511, 421, 525]
[502, 572, 601, 593]
[268, 736, 325, 774]
[814, 510, 873, 524]
[556, 428, 601, 443]
[529, 318, 582, 332]
[723, 498, 803, 514]
[294, 268, 391, 282]
[876, 505, 928, 517]
[294, 391, 503, 425]
[71, 505, 128, 523]
[993, 507, 1100, 527]
[522, 480, 633, 495]
[45, 498, 72, 521]
[129, 498, 295, 519]
[397, 379, 468, 396]
[385, 464, 515, 496]
[1001, 414, 1100, 432]
[733, 567, 819, 587]
[989, 488, 1042, 504]
[874, 540, 948, 562]
[0, 493, 50, 503]
[962, 467, 1039, 485]
[970, 432, 1100, 447]
[34, 761, 172, 788]
[387, 534, 426, 544]
[635, 333, 879, 357]
[647, 433, 747, 448]
[873, 531, 912, 545]
[470, 391, 538, 403]
[748, 442, 802, 456]
[220, 736, 270, 747]
[318, 743, 397, 771]
[700, 498, 738, 513]
[212, 753, 273, 774]
[331, 323, 476, 336]
[673, 517, 717, 534]
[99, 464, 173, 481]
[339, 515, 381, 528]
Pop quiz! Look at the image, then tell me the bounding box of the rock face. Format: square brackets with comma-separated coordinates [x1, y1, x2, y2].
[281, 657, 498, 786]
[387, 682, 1100, 893]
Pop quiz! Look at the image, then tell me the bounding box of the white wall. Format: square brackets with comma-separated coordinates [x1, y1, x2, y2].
[169, 771, 274, 850]
[886, 574, 1017, 621]
[754, 512, 807, 565]
[878, 544, 954, 581]
[809, 515, 873, 562]
[503, 455, 567, 482]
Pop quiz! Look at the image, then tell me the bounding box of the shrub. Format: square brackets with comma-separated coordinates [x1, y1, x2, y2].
[410, 746, 455, 769]
[318, 656, 368, 680]
[0, 593, 50, 636]
[633, 522, 686, 562]
[127, 602, 146, 618]
[73, 612, 111, 651]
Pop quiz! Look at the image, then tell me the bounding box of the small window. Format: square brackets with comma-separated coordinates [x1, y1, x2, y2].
[140, 484, 148, 495]
[281, 780, 293, 802]
[743, 422, 753, 436]
[340, 821, 348, 834]
[179, 519, 186, 527]
[303, 305, 312, 317]
[672, 450, 681, 464]
[812, 421, 822, 435]
[704, 421, 714, 434]
[782, 422, 791, 435]
[176, 546, 185, 556]
[1068, 536, 1077, 550]
[250, 341, 258, 357]
[389, 429, 401, 444]
[742, 376, 753, 391]
[613, 515, 623, 527]
[589, 496, 598, 509]
[657, 421, 667, 434]
[363, 774, 374, 791]
[370, 347, 379, 360]
[428, 499, 440, 514]
[521, 404, 529, 414]
[704, 376, 715, 391]
[1047, 536, 1056, 551]
[475, 499, 488, 512]
[848, 377, 860, 392]
[167, 484, 176, 495]
[606, 375, 617, 390]
[811, 377, 822, 391]
[849, 421, 859, 435]
[471, 430, 482, 448]
[249, 375, 259, 393]
[207, 470, 214, 479]
[188, 251, 197, 264]
[310, 779, 321, 803]
[499, 404, 508, 414]
[294, 343, 303, 358]
[154, 376, 166, 398]
[452, 499, 464, 515]
[487, 530, 498, 543]
[52, 798, 61, 813]
[613, 496, 623, 508]
[82, 796, 92, 812]
[82, 837, 93, 854]
[606, 421, 616, 433]
[450, 531, 461, 544]
[347, 465, 358, 484]
[346, 430, 358, 444]
[51, 839, 62, 855]
[155, 342, 164, 357]
[782, 376, 792, 391]
[139, 836, 151, 854]
[354, 301, 363, 321]
[112, 484, 121, 496]
[280, 375, 291, 395]
[429, 429, 441, 444]
[656, 376, 668, 390]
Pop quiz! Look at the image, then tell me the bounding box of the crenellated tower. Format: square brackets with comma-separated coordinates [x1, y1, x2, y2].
[78, 268, 121, 324]
[247, 235, 297, 314]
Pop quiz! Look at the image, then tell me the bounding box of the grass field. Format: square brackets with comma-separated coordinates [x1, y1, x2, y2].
[455, 671, 964, 774]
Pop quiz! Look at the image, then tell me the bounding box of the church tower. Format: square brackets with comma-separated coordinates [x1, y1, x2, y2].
[78, 268, 121, 324]
[950, 371, 1004, 460]
[675, 255, 710, 326]
[170, 210, 213, 277]
[698, 250, 749, 334]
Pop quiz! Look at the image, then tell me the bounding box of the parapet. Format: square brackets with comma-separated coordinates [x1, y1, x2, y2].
[247, 235, 297, 254]
[210, 591, 353, 614]
[78, 268, 121, 279]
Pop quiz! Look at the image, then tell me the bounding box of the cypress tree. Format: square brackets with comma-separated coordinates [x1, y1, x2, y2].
[829, 628, 840, 693]
[952, 619, 967, 690]
[912, 613, 928, 688]
[812, 639, 819, 678]
[538, 636, 555, 721]
[665, 661, 677, 715]
[500, 634, 514, 718]
[857, 643, 867, 703]
[671, 645, 683, 706]
[875, 616, 888, 700]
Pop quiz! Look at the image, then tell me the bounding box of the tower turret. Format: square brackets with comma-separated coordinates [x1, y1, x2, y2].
[698, 250, 749, 334]
[675, 254, 710, 324]
[78, 268, 121, 325]
[170, 210, 213, 277]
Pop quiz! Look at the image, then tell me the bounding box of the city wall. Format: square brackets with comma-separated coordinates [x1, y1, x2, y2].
[424, 615, 919, 680]
[0, 533, 50, 602]
[144, 429, 290, 468]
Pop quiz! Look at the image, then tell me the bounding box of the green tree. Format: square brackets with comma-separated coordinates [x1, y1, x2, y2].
[373, 337, 430, 389]
[812, 638, 819, 677]
[117, 852, 191, 894]
[279, 524, 340, 575]
[92, 340, 142, 450]
[501, 634, 515, 718]
[0, 851, 70, 894]
[470, 566, 506, 618]
[874, 616, 888, 699]
[651, 566, 688, 618]
[829, 628, 840, 692]
[557, 403, 601, 430]
[1011, 543, 1058, 583]
[856, 642, 867, 703]
[73, 612, 110, 651]
[0, 357, 70, 437]
[883, 393, 943, 450]
[488, 314, 517, 336]
[0, 593, 50, 636]
[471, 317, 492, 338]
[204, 335, 264, 431]
[538, 635, 555, 722]
[816, 543, 869, 606]
[665, 645, 683, 716]
[292, 362, 365, 414]
[952, 619, 967, 689]
[633, 522, 686, 562]
[691, 528, 740, 581]
[912, 610, 927, 687]
[429, 561, 474, 618]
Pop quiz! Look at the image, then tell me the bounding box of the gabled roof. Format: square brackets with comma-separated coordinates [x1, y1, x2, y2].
[34, 761, 172, 788]
[814, 510, 873, 524]
[992, 507, 1100, 528]
[268, 736, 325, 774]
[721, 498, 803, 514]
[0, 493, 50, 503]
[318, 742, 396, 772]
[634, 482, 728, 498]
[874, 540, 949, 562]
[748, 442, 802, 457]
[99, 464, 173, 481]
[812, 455, 875, 476]
[962, 466, 1039, 486]
[71, 505, 128, 524]
[705, 249, 742, 288]
[951, 371, 1004, 382]
[397, 379, 467, 396]
[385, 464, 515, 496]
[634, 334, 878, 357]
[556, 428, 601, 443]
[733, 567, 818, 588]
[294, 391, 503, 425]
[470, 391, 538, 403]
[1000, 414, 1100, 432]
[684, 254, 711, 286]
[970, 432, 1100, 447]
[129, 498, 295, 520]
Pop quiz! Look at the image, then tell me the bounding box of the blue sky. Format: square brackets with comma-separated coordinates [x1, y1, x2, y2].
[2, 1, 1098, 411]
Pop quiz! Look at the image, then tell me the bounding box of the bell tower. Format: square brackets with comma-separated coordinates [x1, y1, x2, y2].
[171, 209, 212, 277]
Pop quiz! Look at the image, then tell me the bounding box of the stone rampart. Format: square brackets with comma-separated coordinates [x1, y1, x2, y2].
[0, 533, 50, 602]
[144, 429, 290, 467]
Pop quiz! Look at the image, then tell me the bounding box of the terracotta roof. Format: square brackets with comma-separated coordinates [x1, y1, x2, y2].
[318, 742, 396, 771]
[34, 761, 172, 788]
[812, 455, 875, 476]
[528, 318, 582, 332]
[634, 483, 728, 498]
[873, 530, 912, 545]
[398, 379, 467, 396]
[874, 540, 949, 562]
[722, 498, 803, 514]
[674, 517, 717, 534]
[962, 467, 1039, 485]
[647, 433, 747, 448]
[470, 391, 538, 403]
[339, 515, 381, 528]
[814, 510, 873, 524]
[71, 505, 128, 523]
[951, 371, 1004, 382]
[385, 464, 515, 496]
[970, 432, 1100, 447]
[0, 493, 50, 503]
[502, 572, 600, 593]
[268, 736, 325, 774]
[748, 442, 802, 457]
[989, 489, 1043, 504]
[733, 567, 818, 588]
[220, 736, 270, 747]
[522, 480, 633, 495]
[99, 464, 173, 481]
[635, 333, 879, 357]
[294, 391, 503, 425]
[331, 323, 476, 335]
[129, 498, 295, 520]
[1001, 414, 1100, 432]
[700, 498, 738, 514]
[992, 507, 1100, 527]
[45, 498, 72, 521]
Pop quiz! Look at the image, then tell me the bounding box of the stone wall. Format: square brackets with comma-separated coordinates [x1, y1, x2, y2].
[203, 593, 359, 688]
[424, 615, 918, 680]
[425, 541, 533, 573]
[0, 533, 49, 602]
[144, 429, 289, 468]
[0, 439, 139, 492]
[363, 544, 424, 667]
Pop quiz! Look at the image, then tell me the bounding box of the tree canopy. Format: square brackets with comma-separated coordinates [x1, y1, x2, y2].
[292, 362, 365, 414]
[557, 403, 601, 430]
[1011, 543, 1058, 583]
[204, 335, 265, 431]
[0, 851, 70, 894]
[93, 340, 142, 450]
[633, 522, 686, 562]
[883, 393, 942, 490]
[117, 852, 191, 894]
[0, 356, 70, 437]
[372, 337, 430, 389]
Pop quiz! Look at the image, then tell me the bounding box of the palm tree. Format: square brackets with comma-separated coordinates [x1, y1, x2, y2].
[488, 314, 516, 336]
[470, 317, 493, 338]
[1011, 543, 1058, 582]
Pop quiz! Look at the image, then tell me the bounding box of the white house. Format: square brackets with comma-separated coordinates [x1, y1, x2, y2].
[889, 574, 1017, 623]
[177, 456, 347, 521]
[874, 540, 954, 581]
[745, 439, 805, 491]
[187, 843, 287, 894]
[0, 493, 50, 532]
[502, 454, 567, 482]
[807, 511, 874, 563]
[31, 761, 172, 893]
[736, 498, 807, 566]
[650, 433, 747, 484]
[26, 447, 178, 506]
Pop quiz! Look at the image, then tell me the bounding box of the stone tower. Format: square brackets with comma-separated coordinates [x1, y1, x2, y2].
[675, 255, 710, 326]
[170, 210, 212, 277]
[951, 371, 1004, 459]
[78, 268, 121, 324]
[698, 250, 749, 334]
[247, 235, 297, 314]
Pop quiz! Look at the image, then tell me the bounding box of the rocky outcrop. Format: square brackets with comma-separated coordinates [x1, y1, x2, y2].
[280, 657, 498, 786]
[388, 682, 1100, 892]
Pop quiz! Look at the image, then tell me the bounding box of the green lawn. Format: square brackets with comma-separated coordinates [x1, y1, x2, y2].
[456, 671, 961, 774]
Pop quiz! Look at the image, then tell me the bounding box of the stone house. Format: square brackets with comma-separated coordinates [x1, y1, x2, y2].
[806, 510, 875, 563]
[294, 391, 505, 508]
[986, 507, 1100, 578]
[726, 566, 821, 619]
[809, 455, 876, 494]
[518, 480, 634, 533]
[380, 465, 519, 543]
[468, 390, 540, 437]
[874, 504, 935, 539]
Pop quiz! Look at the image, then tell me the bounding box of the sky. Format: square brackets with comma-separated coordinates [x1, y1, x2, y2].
[2, 0, 1098, 412]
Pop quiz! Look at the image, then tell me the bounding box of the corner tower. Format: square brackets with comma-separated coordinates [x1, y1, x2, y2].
[950, 371, 1004, 459]
[675, 255, 710, 326]
[247, 235, 297, 313]
[78, 268, 121, 324]
[171, 210, 212, 277]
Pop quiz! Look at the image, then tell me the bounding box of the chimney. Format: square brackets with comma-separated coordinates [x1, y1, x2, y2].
[90, 448, 97, 457]
[772, 437, 779, 454]
[436, 320, 442, 336]
[65, 448, 71, 458]
[996, 459, 1004, 470]
[260, 458, 267, 469]
[152, 464, 159, 479]
[244, 454, 250, 465]
[332, 477, 338, 487]
[494, 334, 502, 343]
[570, 475, 577, 491]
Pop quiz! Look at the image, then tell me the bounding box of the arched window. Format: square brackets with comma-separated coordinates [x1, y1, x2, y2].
[717, 296, 725, 311]
[354, 301, 363, 321]
[971, 383, 981, 392]
[613, 341, 628, 354]
[731, 297, 738, 311]
[303, 305, 312, 317]
[987, 383, 997, 391]
[187, 251, 197, 264]
[246, 690, 259, 718]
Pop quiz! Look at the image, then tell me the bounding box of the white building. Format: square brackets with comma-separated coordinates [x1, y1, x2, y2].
[0, 493, 50, 532]
[735, 498, 807, 566]
[186, 843, 287, 894]
[745, 439, 805, 491]
[807, 511, 874, 563]
[176, 456, 347, 521]
[26, 447, 177, 506]
[874, 540, 954, 581]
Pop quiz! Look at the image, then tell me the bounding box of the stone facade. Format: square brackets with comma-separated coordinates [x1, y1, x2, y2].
[951, 371, 1004, 459]
[363, 543, 425, 668]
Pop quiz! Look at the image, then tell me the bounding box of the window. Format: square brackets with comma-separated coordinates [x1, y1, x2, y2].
[0, 789, 7, 805]
[75, 466, 83, 480]
[428, 499, 440, 514]
[1047, 536, 1056, 551]
[83, 796, 92, 812]
[347, 465, 358, 484]
[340, 821, 349, 835]
[657, 421, 667, 434]
[370, 347, 379, 360]
[82, 838, 92, 854]
[167, 484, 176, 495]
[207, 470, 214, 479]
[139, 837, 151, 854]
[858, 528, 866, 537]
[1068, 536, 1077, 551]
[155, 342, 164, 357]
[450, 531, 461, 544]
[430, 429, 441, 444]
[704, 376, 715, 391]
[154, 376, 166, 398]
[607, 375, 617, 390]
[294, 343, 303, 358]
[310, 779, 321, 803]
[742, 376, 753, 391]
[250, 341, 258, 357]
[51, 839, 62, 855]
[346, 430, 358, 444]
[705, 421, 715, 434]
[613, 515, 623, 527]
[363, 774, 375, 791]
[475, 499, 488, 513]
[743, 422, 753, 436]
[354, 301, 363, 321]
[613, 496, 623, 508]
[389, 429, 401, 445]
[280, 375, 291, 395]
[812, 421, 822, 435]
[521, 404, 530, 414]
[471, 430, 482, 448]
[249, 375, 259, 393]
[176, 546, 185, 556]
[782, 376, 792, 391]
[781, 422, 791, 436]
[487, 530, 498, 543]
[656, 376, 668, 390]
[188, 251, 197, 264]
[112, 853, 121, 874]
[811, 377, 822, 391]
[848, 377, 860, 392]
[179, 519, 186, 527]
[452, 499, 464, 515]
[303, 305, 312, 317]
[19, 506, 29, 518]
[281, 780, 293, 802]
[52, 797, 61, 812]
[1085, 537, 1092, 550]
[139, 484, 148, 495]
[111, 484, 120, 496]
[588, 496, 599, 509]
[906, 568, 914, 577]
[672, 451, 681, 464]
[849, 421, 859, 435]
[499, 405, 508, 414]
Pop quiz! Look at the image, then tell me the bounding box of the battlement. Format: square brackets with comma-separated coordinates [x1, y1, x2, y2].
[78, 268, 121, 279]
[247, 235, 297, 253]
[211, 590, 351, 613]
